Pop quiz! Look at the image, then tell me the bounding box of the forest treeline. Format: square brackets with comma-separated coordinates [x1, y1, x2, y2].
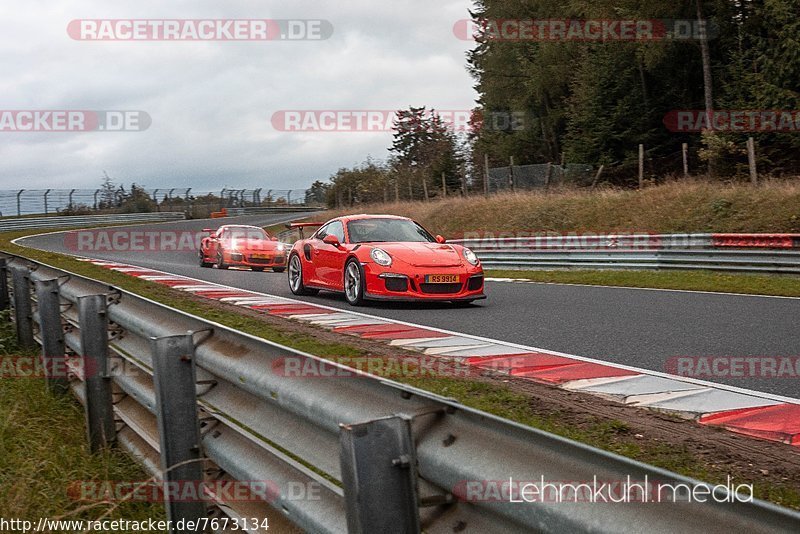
[310, 0, 799, 208]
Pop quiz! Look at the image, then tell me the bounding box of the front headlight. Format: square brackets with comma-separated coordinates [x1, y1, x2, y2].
[276, 243, 286, 252]
[463, 247, 479, 266]
[370, 248, 392, 267]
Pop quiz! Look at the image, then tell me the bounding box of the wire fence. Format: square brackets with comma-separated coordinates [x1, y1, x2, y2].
[0, 188, 314, 218]
[487, 163, 595, 192]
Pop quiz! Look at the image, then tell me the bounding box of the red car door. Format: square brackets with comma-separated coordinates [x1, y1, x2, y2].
[304, 224, 330, 286]
[314, 221, 348, 289]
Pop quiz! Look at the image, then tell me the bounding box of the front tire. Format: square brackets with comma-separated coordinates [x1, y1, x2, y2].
[272, 267, 286, 273]
[288, 254, 318, 296]
[252, 267, 265, 272]
[199, 252, 212, 268]
[216, 251, 229, 270]
[344, 258, 365, 306]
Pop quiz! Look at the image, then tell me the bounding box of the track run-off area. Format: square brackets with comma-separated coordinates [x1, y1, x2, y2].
[17, 213, 800, 398]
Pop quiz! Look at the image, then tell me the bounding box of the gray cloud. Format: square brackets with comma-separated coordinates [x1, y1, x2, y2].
[0, 0, 476, 192]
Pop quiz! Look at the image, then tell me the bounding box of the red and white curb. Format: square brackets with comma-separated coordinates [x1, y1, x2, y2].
[83, 258, 800, 447]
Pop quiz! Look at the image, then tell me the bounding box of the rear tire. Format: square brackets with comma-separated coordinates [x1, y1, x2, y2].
[288, 254, 318, 296]
[344, 258, 365, 306]
[199, 253, 212, 268]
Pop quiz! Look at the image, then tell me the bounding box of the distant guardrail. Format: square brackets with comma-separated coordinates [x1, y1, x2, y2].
[451, 233, 800, 275]
[0, 212, 186, 233]
[224, 206, 325, 216]
[3, 254, 799, 533]
[0, 188, 312, 217]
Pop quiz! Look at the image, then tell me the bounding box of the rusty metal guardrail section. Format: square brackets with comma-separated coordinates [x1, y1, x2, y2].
[1, 254, 799, 533]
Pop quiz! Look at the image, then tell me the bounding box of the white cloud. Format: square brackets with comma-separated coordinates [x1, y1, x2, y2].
[0, 0, 476, 192]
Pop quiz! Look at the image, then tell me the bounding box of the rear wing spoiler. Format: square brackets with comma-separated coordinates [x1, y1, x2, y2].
[285, 221, 324, 239]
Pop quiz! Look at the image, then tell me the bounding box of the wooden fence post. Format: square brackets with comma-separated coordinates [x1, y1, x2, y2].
[638, 144, 645, 189]
[483, 154, 490, 198]
[747, 137, 758, 185]
[591, 165, 605, 188]
[509, 156, 515, 192]
[682, 143, 689, 177]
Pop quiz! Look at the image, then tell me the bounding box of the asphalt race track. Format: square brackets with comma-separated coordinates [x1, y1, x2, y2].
[19, 214, 800, 397]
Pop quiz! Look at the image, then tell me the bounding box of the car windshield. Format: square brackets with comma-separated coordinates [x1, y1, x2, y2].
[227, 227, 270, 241]
[347, 219, 435, 244]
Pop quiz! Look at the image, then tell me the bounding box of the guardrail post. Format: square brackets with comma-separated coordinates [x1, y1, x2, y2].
[34, 278, 69, 394]
[150, 334, 206, 528]
[340, 416, 420, 534]
[78, 294, 116, 450]
[10, 264, 35, 349]
[0, 258, 9, 311]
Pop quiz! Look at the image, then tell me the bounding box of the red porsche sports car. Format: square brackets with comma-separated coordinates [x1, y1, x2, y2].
[286, 215, 485, 305]
[200, 225, 287, 272]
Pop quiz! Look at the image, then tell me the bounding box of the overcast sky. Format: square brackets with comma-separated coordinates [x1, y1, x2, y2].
[0, 1, 477, 193]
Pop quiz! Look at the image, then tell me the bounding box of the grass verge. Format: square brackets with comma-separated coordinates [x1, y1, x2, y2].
[315, 179, 800, 235]
[486, 269, 800, 297]
[2, 228, 798, 510]
[0, 310, 166, 529]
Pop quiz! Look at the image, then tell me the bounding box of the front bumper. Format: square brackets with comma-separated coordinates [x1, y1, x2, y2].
[363, 264, 485, 301]
[227, 252, 287, 268]
[364, 291, 486, 302]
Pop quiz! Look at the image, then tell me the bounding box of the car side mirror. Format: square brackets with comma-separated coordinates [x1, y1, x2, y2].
[435, 235, 446, 244]
[323, 235, 341, 247]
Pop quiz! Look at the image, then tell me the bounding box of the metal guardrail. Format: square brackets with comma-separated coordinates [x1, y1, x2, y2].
[1, 254, 799, 533]
[224, 206, 326, 216]
[452, 234, 800, 274]
[0, 212, 186, 233]
[0, 188, 312, 217]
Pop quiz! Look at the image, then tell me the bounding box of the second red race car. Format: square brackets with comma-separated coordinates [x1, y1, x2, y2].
[286, 215, 485, 305]
[200, 225, 287, 272]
